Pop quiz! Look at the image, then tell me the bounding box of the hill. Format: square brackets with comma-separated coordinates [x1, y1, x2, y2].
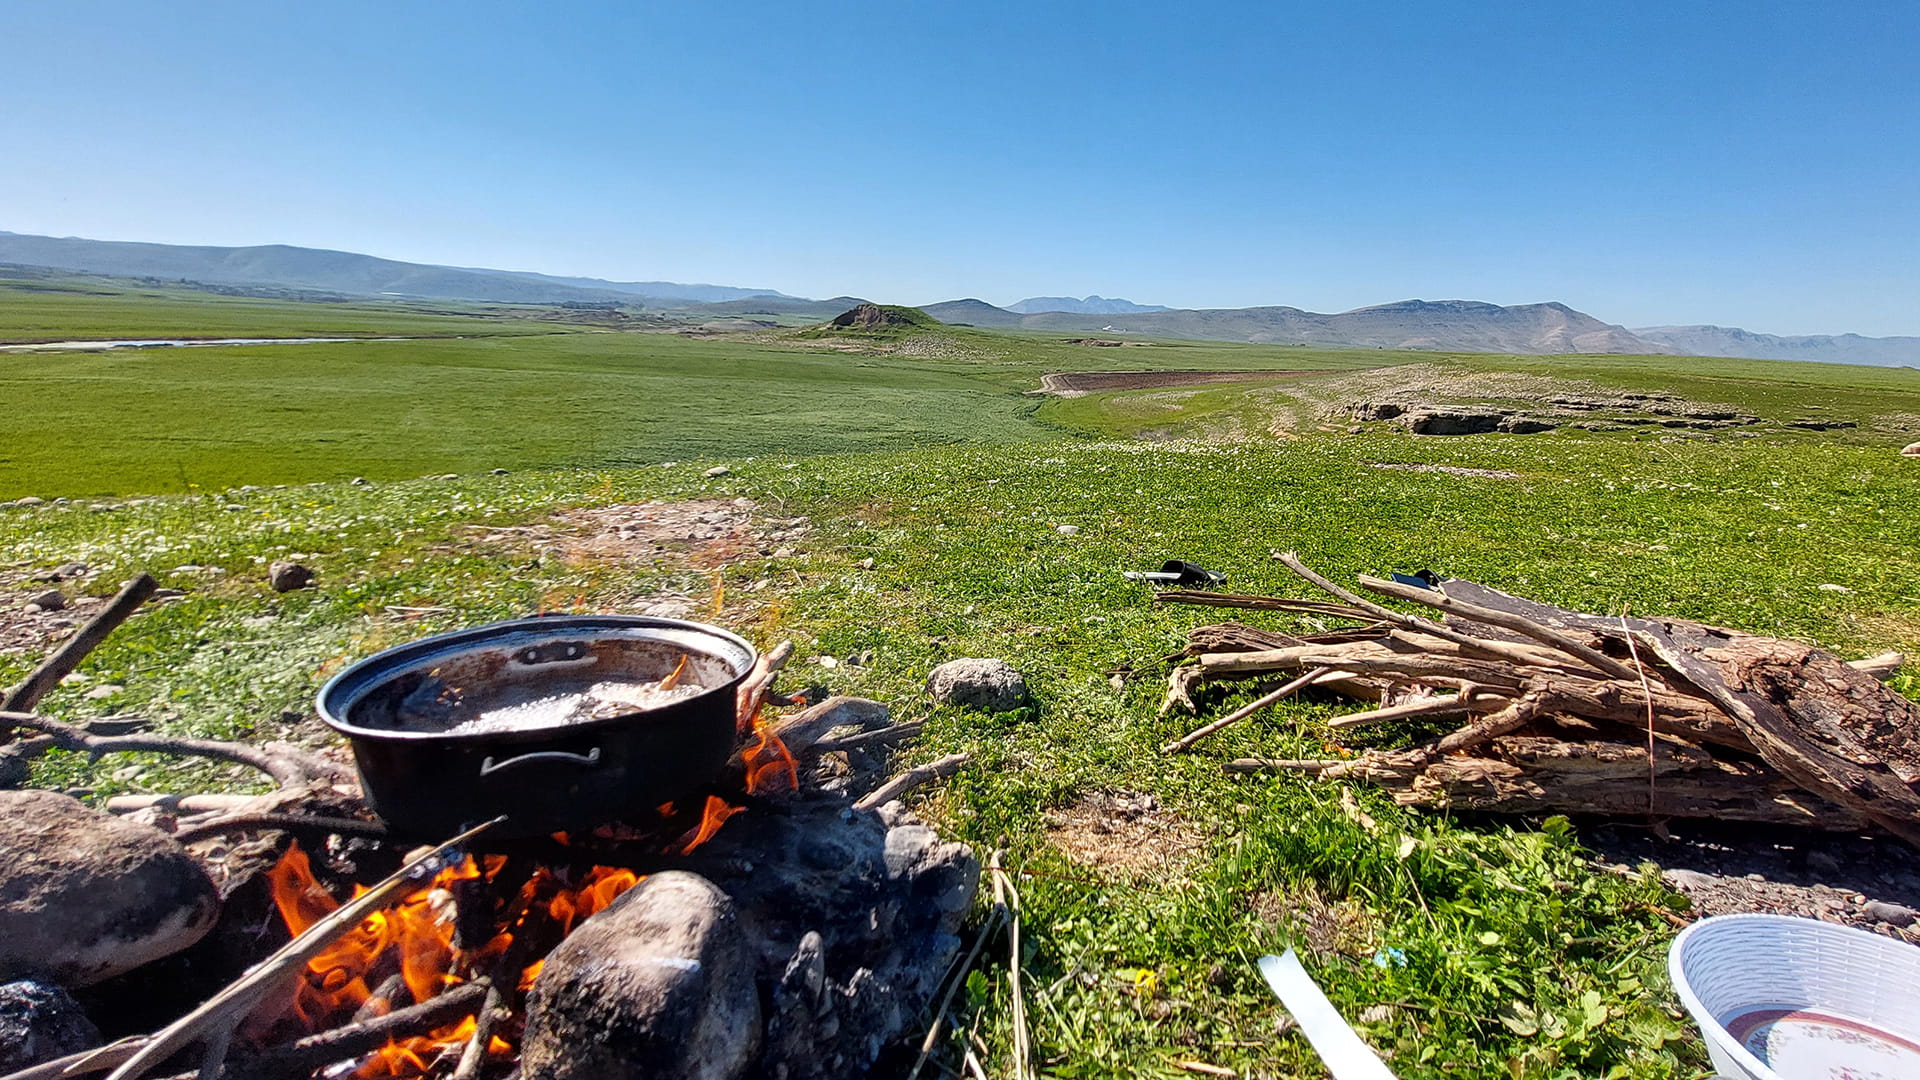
[0, 231, 792, 308]
[1633, 324, 1919, 368]
[919, 298, 1027, 328]
[1007, 294, 1168, 314]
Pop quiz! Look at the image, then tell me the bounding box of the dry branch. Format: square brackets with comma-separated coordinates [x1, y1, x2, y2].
[1162, 667, 1331, 754]
[854, 753, 970, 810]
[0, 711, 348, 789]
[1356, 573, 1645, 682]
[812, 722, 924, 754]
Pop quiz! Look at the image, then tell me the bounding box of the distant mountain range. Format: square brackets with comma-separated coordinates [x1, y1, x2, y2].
[1630, 325, 1920, 368]
[1006, 295, 1168, 315]
[926, 297, 1669, 355]
[0, 231, 789, 307]
[1, 230, 1912, 364]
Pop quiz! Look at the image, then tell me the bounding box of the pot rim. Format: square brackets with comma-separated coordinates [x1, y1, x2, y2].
[316, 614, 757, 743]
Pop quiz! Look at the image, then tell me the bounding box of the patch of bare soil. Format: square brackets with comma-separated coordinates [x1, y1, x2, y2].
[1032, 370, 1321, 398]
[0, 563, 109, 659]
[457, 499, 811, 620]
[1584, 821, 1920, 943]
[1044, 790, 1206, 879]
[1248, 885, 1381, 958]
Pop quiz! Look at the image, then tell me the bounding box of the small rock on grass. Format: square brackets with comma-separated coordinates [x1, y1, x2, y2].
[1903, 442, 1920, 457]
[704, 466, 731, 478]
[927, 658, 1028, 713]
[268, 562, 315, 593]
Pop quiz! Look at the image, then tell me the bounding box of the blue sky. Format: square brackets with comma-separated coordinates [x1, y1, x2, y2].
[3, 1, 1914, 335]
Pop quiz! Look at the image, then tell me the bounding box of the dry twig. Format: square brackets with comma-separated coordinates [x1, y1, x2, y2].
[1161, 667, 1332, 754]
[0, 711, 347, 788]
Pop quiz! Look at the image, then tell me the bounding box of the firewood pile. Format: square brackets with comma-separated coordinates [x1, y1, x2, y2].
[1160, 554, 1920, 846]
[0, 576, 978, 1080]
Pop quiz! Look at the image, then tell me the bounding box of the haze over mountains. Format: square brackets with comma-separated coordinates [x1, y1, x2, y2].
[1005, 295, 1168, 315]
[0, 231, 791, 306]
[2, 230, 1912, 366]
[1628, 325, 1920, 368]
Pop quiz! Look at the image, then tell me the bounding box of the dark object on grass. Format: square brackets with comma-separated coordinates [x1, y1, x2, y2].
[1123, 560, 1227, 587]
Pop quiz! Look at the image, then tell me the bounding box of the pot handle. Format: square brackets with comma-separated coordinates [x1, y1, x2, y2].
[479, 746, 602, 777]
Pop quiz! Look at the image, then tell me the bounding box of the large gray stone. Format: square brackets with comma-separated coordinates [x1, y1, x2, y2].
[0, 791, 219, 987]
[522, 871, 760, 1080]
[926, 658, 1028, 712]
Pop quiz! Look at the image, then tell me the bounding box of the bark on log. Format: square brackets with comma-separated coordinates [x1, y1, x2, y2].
[1439, 580, 1920, 845]
[1254, 736, 1856, 828]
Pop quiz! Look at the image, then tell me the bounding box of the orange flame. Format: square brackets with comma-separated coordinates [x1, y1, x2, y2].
[265, 845, 644, 1079]
[679, 795, 746, 853]
[545, 866, 640, 936]
[741, 706, 797, 795]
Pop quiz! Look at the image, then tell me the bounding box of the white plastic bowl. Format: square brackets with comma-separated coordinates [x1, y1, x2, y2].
[1669, 913, 1920, 1080]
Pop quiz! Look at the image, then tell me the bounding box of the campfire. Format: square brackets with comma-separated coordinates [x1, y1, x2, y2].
[0, 578, 978, 1080]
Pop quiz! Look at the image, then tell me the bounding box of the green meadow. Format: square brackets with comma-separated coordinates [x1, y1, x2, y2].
[3, 285, 1918, 1079]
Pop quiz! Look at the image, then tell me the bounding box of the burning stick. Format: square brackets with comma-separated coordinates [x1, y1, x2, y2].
[234, 980, 492, 1080]
[734, 640, 795, 730]
[102, 817, 505, 1080]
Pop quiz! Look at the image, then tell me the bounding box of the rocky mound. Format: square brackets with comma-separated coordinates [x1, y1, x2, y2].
[826, 304, 939, 331]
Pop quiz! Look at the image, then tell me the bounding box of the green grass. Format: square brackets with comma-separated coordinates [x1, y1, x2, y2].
[0, 275, 575, 342]
[5, 289, 1919, 1078]
[0, 296, 1397, 498]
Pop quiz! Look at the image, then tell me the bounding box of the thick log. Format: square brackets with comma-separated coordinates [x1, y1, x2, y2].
[1440, 580, 1920, 844]
[1267, 736, 1858, 829]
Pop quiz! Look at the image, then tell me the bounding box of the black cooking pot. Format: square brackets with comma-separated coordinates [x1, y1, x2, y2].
[317, 616, 756, 840]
